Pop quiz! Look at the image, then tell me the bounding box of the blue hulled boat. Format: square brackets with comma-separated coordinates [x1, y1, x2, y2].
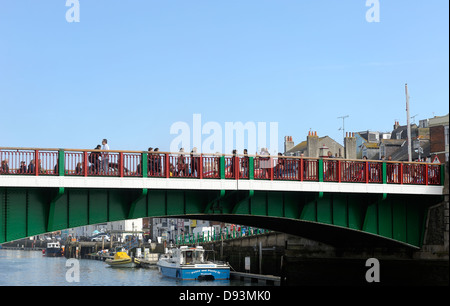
[157, 246, 230, 281]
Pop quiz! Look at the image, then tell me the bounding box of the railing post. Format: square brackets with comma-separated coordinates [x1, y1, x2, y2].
[365, 161, 369, 183]
[382, 162, 387, 184]
[399, 163, 403, 184]
[165, 153, 170, 178]
[83, 152, 88, 176]
[199, 154, 203, 179]
[35, 150, 39, 176]
[425, 164, 428, 185]
[338, 160, 341, 183]
[142, 152, 148, 178]
[249, 157, 254, 180]
[234, 156, 239, 180]
[440, 164, 445, 186]
[270, 157, 274, 181]
[58, 149, 65, 177]
[300, 158, 304, 181]
[318, 158, 323, 182]
[119, 152, 124, 177]
[220, 155, 225, 179]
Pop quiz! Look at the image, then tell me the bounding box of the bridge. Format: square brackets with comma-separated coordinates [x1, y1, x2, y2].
[0, 147, 445, 248]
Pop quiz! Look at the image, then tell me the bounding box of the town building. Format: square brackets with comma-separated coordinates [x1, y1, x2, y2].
[361, 142, 380, 160]
[380, 115, 448, 162]
[379, 139, 406, 159]
[391, 120, 419, 140]
[377, 120, 425, 161]
[148, 217, 221, 243]
[355, 131, 391, 159]
[69, 218, 143, 241]
[284, 131, 344, 158]
[429, 113, 449, 163]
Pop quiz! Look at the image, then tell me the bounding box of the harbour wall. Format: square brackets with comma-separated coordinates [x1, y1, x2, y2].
[201, 230, 448, 285]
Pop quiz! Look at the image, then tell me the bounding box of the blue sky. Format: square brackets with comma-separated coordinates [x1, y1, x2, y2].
[0, 0, 448, 153]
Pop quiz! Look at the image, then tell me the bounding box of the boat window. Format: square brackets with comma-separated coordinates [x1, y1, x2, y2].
[195, 251, 204, 262]
[184, 251, 194, 264]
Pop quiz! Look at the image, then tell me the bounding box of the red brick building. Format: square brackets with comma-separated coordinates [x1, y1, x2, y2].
[429, 114, 449, 163]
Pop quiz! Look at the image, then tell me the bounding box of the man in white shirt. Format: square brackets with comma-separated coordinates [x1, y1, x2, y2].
[101, 139, 110, 175]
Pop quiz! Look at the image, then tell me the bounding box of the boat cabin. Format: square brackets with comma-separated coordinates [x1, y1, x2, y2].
[173, 246, 205, 265]
[47, 242, 60, 248]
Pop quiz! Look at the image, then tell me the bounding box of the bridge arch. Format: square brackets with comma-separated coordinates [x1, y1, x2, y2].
[0, 187, 442, 248]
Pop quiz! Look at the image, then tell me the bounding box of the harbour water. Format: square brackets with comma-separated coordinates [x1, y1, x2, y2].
[0, 249, 257, 286]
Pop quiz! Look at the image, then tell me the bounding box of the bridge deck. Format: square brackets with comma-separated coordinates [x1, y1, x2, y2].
[0, 147, 444, 196]
[0, 175, 443, 195]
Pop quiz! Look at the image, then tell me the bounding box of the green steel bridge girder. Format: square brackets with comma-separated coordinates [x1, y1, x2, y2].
[0, 187, 443, 248]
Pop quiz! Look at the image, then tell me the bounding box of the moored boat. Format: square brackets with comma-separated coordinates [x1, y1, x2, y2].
[45, 242, 63, 257]
[157, 246, 230, 280]
[105, 252, 140, 268]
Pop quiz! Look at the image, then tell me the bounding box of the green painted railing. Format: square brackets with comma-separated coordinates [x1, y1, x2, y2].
[175, 227, 270, 245]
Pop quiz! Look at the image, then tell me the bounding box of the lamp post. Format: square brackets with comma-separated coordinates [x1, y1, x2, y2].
[406, 84, 412, 162]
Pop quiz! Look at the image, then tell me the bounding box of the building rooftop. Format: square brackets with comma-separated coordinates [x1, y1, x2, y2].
[380, 139, 406, 146]
[362, 142, 379, 149]
[391, 140, 431, 161]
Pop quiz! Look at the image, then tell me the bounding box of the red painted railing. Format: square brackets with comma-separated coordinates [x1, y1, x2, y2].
[147, 153, 164, 178]
[0, 147, 443, 186]
[202, 155, 220, 179]
[324, 160, 384, 184]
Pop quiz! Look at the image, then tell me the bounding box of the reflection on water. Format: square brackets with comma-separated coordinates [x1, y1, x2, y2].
[0, 250, 254, 286]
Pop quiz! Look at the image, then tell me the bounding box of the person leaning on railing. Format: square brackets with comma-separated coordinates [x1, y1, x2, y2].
[147, 147, 155, 176]
[259, 148, 270, 179]
[386, 155, 396, 183]
[19, 161, 27, 174]
[89, 145, 101, 175]
[1, 159, 9, 174]
[75, 162, 83, 175]
[27, 159, 35, 174]
[275, 153, 285, 179]
[326, 151, 336, 181]
[177, 148, 186, 176]
[154, 148, 162, 176]
[230, 149, 237, 178]
[241, 149, 249, 178]
[190, 148, 199, 178]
